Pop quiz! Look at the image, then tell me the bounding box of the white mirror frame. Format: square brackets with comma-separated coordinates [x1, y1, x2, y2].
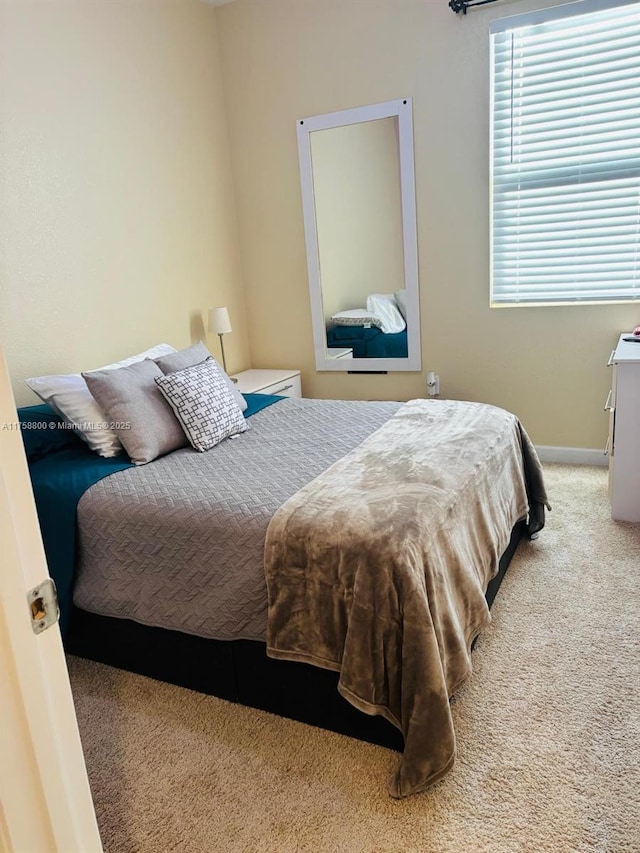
[297, 97, 421, 373]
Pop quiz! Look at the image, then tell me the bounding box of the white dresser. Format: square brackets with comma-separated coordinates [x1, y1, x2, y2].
[230, 368, 302, 398]
[606, 334, 640, 522]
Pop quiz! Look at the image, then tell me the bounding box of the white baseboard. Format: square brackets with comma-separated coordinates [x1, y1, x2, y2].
[534, 446, 608, 467]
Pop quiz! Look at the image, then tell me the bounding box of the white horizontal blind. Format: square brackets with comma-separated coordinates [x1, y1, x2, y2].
[490, 1, 640, 305]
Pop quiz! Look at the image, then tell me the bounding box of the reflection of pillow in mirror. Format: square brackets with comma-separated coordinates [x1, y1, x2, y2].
[366, 293, 406, 334]
[331, 309, 382, 329]
[394, 289, 407, 320]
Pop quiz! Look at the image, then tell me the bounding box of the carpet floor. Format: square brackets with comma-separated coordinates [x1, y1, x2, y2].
[68, 464, 640, 853]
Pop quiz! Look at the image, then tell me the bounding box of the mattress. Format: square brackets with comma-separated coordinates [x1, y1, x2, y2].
[326, 324, 409, 358]
[73, 397, 401, 641]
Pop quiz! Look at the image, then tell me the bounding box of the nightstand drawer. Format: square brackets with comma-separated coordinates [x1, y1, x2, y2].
[231, 369, 302, 397]
[259, 374, 302, 398]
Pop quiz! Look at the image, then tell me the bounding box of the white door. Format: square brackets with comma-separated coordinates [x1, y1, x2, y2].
[0, 346, 103, 852]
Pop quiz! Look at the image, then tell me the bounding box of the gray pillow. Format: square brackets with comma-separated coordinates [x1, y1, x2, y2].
[83, 359, 188, 465]
[155, 357, 248, 452]
[394, 289, 407, 320]
[155, 342, 248, 413]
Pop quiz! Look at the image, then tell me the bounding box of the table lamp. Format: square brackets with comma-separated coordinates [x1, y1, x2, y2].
[208, 306, 232, 373]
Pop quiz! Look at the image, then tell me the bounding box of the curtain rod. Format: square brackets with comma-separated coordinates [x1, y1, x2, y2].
[449, 0, 500, 14]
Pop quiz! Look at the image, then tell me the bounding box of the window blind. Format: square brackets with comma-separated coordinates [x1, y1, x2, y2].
[490, 0, 640, 305]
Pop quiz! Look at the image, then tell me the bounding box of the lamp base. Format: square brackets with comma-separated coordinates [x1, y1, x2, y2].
[218, 334, 228, 374]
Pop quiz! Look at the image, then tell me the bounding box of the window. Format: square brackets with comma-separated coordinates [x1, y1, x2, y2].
[490, 0, 640, 306]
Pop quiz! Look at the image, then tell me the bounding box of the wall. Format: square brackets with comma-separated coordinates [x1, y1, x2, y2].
[311, 117, 404, 320]
[0, 0, 250, 406]
[215, 0, 637, 449]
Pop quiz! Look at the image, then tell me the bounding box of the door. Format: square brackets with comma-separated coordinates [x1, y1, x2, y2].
[0, 346, 103, 852]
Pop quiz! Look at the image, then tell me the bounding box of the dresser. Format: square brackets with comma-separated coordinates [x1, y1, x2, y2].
[606, 335, 640, 522]
[231, 368, 302, 398]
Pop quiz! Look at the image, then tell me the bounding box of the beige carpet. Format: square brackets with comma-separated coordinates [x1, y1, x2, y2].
[69, 464, 640, 853]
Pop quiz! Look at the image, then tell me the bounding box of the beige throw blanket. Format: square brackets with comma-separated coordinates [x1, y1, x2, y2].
[265, 399, 548, 798]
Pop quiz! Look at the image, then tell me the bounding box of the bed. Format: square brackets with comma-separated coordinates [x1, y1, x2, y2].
[326, 323, 409, 358]
[21, 386, 547, 798]
[326, 291, 410, 359]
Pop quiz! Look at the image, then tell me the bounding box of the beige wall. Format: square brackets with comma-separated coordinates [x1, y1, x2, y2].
[0, 0, 250, 407]
[311, 117, 404, 321]
[215, 0, 638, 449]
[1, 0, 636, 447]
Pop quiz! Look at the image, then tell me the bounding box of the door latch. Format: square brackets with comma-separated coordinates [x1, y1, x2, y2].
[27, 578, 60, 634]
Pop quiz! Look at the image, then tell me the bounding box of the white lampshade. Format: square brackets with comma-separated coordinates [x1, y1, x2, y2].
[208, 306, 232, 335]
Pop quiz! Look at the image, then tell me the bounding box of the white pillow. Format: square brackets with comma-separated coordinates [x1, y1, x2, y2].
[365, 293, 406, 334]
[25, 343, 177, 457]
[330, 309, 382, 329]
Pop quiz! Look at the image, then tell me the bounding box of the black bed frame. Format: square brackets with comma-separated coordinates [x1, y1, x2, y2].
[66, 520, 526, 753]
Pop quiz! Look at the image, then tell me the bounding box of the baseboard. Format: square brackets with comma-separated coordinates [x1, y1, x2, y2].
[534, 446, 608, 467]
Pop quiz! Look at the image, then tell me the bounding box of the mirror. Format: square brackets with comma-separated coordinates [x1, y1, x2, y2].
[297, 98, 421, 372]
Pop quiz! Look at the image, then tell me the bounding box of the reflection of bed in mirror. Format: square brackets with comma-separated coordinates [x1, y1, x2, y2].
[326, 288, 409, 358]
[326, 325, 408, 358]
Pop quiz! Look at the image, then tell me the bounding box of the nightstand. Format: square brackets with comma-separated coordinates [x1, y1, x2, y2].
[230, 369, 302, 398]
[327, 347, 353, 360]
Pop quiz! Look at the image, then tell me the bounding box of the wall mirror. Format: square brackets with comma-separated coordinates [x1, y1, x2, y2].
[297, 98, 421, 372]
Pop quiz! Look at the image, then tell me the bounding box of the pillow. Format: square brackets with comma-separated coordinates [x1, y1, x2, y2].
[154, 341, 210, 373]
[17, 404, 81, 462]
[155, 341, 248, 413]
[394, 289, 407, 321]
[155, 357, 248, 452]
[365, 294, 406, 334]
[83, 359, 188, 465]
[330, 309, 383, 329]
[25, 343, 176, 457]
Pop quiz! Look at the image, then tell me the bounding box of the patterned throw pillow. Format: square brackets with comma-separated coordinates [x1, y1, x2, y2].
[154, 357, 248, 452]
[155, 341, 247, 412]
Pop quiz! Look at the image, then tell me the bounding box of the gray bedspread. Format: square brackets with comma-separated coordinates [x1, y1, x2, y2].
[73, 398, 400, 639]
